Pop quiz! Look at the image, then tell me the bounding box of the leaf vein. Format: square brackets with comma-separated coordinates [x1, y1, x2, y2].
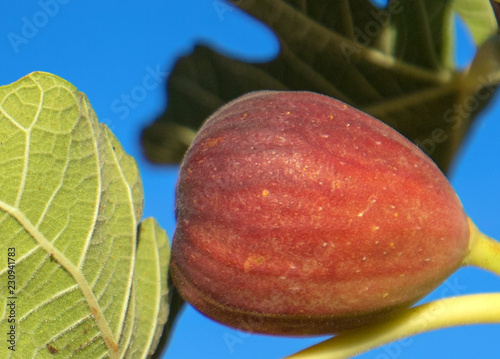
[19, 284, 80, 322]
[14, 79, 49, 210]
[77, 94, 103, 270]
[0, 199, 119, 358]
[102, 128, 138, 342]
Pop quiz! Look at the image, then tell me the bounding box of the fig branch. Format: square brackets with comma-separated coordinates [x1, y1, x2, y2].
[285, 292, 500, 359]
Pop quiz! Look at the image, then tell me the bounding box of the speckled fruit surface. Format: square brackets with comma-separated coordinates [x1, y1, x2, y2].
[170, 91, 470, 336]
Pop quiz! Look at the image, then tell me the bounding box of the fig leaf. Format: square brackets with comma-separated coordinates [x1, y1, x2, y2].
[0, 72, 170, 358]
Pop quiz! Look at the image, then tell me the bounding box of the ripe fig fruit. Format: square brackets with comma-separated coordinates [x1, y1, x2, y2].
[170, 91, 470, 335]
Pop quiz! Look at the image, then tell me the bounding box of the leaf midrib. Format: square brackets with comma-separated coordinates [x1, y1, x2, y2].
[0, 199, 119, 358]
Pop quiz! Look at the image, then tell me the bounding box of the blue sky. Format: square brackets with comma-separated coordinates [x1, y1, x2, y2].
[1, 1, 500, 358]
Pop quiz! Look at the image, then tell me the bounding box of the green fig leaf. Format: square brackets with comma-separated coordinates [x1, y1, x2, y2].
[123, 218, 170, 358]
[141, 0, 500, 173]
[453, 0, 497, 45]
[0, 72, 170, 358]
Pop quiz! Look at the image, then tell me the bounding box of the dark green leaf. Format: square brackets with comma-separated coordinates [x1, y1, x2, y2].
[141, 0, 500, 173]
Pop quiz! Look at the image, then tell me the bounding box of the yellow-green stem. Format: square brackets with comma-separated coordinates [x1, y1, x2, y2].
[464, 219, 500, 275]
[286, 293, 500, 359]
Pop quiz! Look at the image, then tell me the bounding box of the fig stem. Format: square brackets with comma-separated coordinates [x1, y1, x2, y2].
[285, 293, 500, 359]
[464, 219, 500, 276]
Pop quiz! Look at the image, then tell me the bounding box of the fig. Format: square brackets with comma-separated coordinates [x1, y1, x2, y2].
[170, 91, 470, 335]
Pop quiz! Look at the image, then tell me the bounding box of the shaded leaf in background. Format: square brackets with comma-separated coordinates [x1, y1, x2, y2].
[0, 72, 170, 358]
[141, 0, 500, 174]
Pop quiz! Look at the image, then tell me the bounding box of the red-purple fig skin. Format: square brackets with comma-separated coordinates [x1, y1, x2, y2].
[170, 91, 470, 336]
